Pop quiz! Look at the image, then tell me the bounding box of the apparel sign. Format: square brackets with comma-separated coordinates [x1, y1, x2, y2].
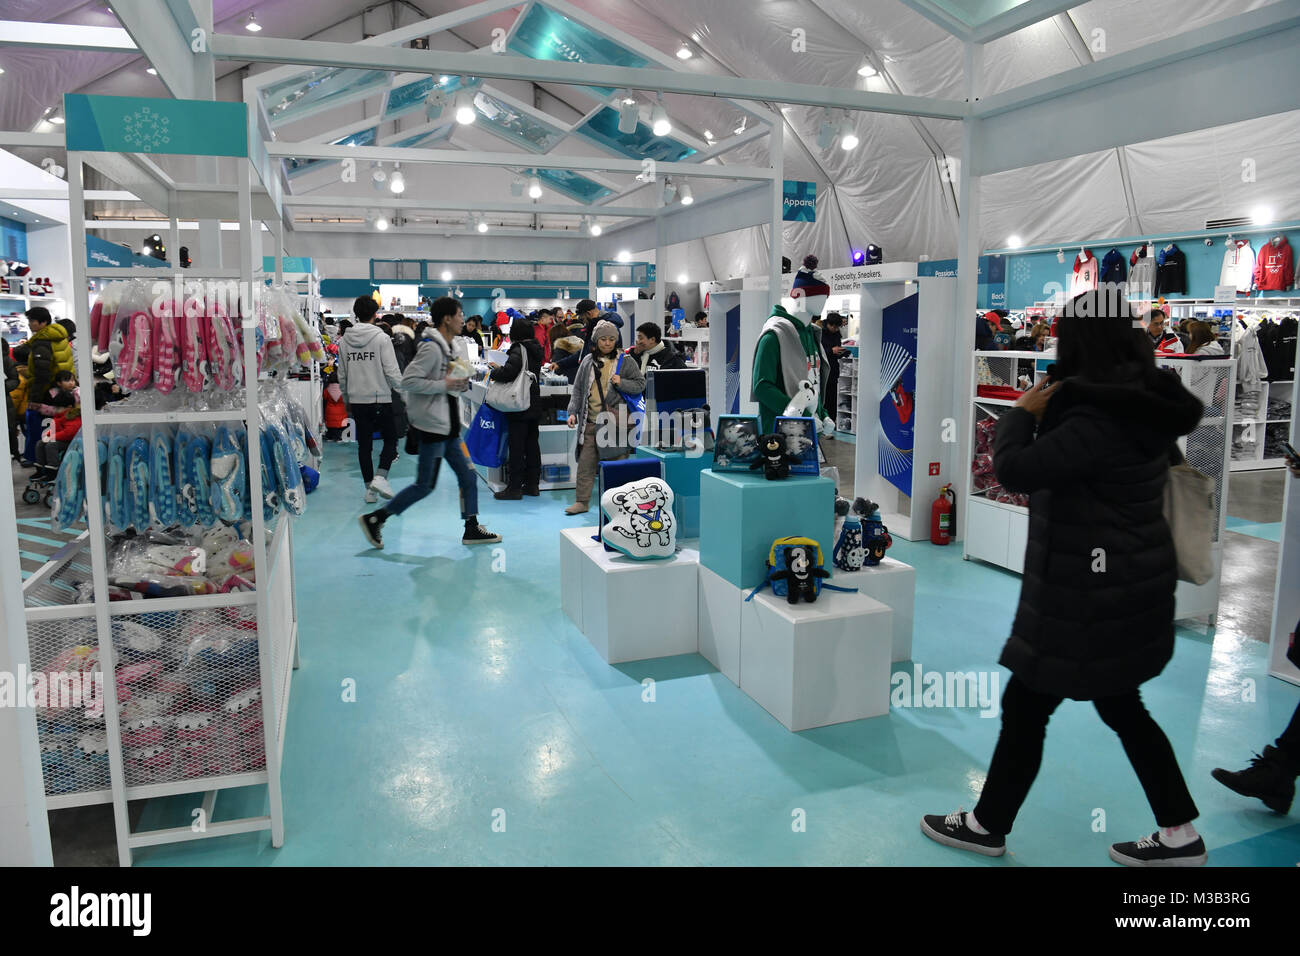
[782, 181, 817, 222]
[64, 94, 248, 158]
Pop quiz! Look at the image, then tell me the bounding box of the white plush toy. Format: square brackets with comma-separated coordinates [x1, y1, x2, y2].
[782, 378, 836, 436]
[600, 477, 676, 559]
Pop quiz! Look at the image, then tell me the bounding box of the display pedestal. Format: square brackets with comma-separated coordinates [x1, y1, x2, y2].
[635, 445, 711, 538]
[698, 565, 744, 684]
[833, 556, 916, 661]
[568, 530, 700, 663]
[699, 470, 835, 589]
[740, 590, 893, 731]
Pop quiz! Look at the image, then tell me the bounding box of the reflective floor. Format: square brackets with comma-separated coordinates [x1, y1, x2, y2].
[93, 444, 1300, 865]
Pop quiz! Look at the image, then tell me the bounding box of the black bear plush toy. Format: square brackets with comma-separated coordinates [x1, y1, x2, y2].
[750, 433, 799, 480]
[771, 545, 829, 604]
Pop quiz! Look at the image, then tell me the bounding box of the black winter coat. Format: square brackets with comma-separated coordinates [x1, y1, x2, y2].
[994, 364, 1203, 700]
[489, 338, 544, 420]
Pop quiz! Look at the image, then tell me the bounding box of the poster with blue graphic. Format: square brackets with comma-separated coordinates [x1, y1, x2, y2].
[878, 293, 918, 497]
[725, 302, 741, 414]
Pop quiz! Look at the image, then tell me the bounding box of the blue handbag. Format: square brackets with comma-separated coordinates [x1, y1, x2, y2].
[612, 353, 646, 445]
[465, 402, 508, 468]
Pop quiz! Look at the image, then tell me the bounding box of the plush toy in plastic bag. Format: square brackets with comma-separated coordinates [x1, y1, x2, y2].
[599, 477, 676, 559]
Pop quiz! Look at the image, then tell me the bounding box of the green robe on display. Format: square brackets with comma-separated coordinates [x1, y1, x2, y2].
[751, 305, 828, 433]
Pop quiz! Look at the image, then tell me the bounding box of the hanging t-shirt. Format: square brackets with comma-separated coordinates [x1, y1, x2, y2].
[1070, 251, 1098, 296]
[1220, 239, 1255, 293]
[1154, 244, 1187, 296]
[1255, 238, 1295, 291]
[1129, 252, 1157, 299]
[1100, 248, 1126, 284]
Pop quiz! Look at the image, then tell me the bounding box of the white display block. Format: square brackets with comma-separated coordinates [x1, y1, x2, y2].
[833, 556, 916, 661]
[577, 542, 700, 664]
[739, 590, 893, 731]
[560, 527, 604, 632]
[698, 564, 744, 684]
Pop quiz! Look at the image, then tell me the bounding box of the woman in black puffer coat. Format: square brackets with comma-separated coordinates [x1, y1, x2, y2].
[923, 289, 1209, 868]
[489, 318, 544, 499]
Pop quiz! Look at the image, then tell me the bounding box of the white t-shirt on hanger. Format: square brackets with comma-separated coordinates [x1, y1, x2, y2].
[1220, 239, 1255, 293]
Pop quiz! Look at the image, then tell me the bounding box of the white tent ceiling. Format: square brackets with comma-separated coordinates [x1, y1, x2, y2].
[1, 0, 1293, 276]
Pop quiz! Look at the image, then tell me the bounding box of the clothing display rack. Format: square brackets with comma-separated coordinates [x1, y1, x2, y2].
[18, 120, 299, 866]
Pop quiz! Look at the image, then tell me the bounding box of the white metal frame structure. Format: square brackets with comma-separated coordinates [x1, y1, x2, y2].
[17, 145, 299, 866]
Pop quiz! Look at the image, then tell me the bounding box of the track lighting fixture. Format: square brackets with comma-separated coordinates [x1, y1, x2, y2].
[617, 94, 639, 135]
[528, 174, 543, 199]
[651, 97, 671, 137]
[510, 175, 525, 198]
[454, 89, 476, 124]
[839, 114, 858, 151]
[388, 163, 405, 194]
[678, 182, 693, 205]
[245, 12, 262, 32]
[662, 178, 677, 204]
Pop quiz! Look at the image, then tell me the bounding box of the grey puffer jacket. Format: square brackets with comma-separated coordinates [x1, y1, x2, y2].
[400, 332, 467, 437]
[567, 349, 645, 456]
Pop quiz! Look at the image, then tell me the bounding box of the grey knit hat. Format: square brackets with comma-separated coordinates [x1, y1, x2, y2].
[591, 319, 619, 343]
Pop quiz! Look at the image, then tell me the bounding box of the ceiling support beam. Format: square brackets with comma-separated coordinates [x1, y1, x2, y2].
[212, 34, 969, 121]
[972, 3, 1300, 175]
[284, 195, 659, 218]
[107, 0, 207, 101]
[972, 0, 1086, 43]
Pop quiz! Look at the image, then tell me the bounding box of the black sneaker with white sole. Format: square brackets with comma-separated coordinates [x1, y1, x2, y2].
[1109, 832, 1207, 867]
[462, 523, 502, 545]
[359, 511, 386, 549]
[920, 809, 1006, 857]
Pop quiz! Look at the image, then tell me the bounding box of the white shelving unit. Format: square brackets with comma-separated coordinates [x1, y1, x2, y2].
[836, 352, 857, 435]
[459, 380, 578, 491]
[666, 325, 709, 369]
[17, 135, 299, 866]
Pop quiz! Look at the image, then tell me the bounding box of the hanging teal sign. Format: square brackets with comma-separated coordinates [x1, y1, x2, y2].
[783, 181, 816, 222]
[64, 94, 248, 157]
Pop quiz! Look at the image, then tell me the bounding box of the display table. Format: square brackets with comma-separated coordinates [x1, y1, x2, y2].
[460, 379, 577, 491]
[565, 527, 700, 664]
[740, 590, 894, 731]
[830, 556, 916, 661]
[634, 445, 712, 538]
[699, 470, 835, 589]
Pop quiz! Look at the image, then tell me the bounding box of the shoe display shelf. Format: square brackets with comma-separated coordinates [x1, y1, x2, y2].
[17, 112, 301, 865]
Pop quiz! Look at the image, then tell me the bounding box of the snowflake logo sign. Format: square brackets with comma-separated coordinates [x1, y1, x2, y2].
[1012, 259, 1031, 285]
[120, 106, 172, 152]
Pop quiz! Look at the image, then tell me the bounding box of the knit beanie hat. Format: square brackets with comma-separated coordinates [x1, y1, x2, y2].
[789, 254, 829, 318]
[591, 319, 619, 343]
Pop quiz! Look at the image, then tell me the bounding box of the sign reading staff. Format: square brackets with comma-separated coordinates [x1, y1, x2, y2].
[783, 180, 816, 222]
[64, 94, 248, 157]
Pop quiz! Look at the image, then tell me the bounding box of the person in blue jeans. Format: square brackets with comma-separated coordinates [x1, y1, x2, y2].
[359, 297, 500, 549]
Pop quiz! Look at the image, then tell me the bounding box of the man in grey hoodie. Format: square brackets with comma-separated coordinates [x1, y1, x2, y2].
[338, 295, 404, 502]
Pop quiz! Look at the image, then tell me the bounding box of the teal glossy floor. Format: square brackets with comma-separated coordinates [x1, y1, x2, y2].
[131, 443, 1300, 866]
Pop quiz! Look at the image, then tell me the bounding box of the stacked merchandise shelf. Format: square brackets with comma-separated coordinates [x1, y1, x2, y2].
[836, 352, 857, 435]
[17, 139, 320, 865]
[1227, 307, 1297, 471]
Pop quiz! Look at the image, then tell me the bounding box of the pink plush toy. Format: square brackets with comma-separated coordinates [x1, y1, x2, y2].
[118, 311, 154, 391]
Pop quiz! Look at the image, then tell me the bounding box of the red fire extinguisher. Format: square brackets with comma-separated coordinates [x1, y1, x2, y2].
[931, 484, 956, 545]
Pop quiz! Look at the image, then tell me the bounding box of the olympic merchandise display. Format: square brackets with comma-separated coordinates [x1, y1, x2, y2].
[599, 477, 676, 559]
[1221, 239, 1256, 293]
[1070, 250, 1098, 295]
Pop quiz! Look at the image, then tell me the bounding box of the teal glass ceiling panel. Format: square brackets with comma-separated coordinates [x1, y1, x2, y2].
[929, 0, 1033, 26]
[507, 3, 655, 97]
[474, 93, 567, 153]
[284, 126, 377, 178]
[534, 168, 612, 203]
[262, 67, 390, 125]
[385, 74, 473, 119]
[576, 106, 697, 163]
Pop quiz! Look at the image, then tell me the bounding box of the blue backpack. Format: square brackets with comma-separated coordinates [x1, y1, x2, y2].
[746, 537, 858, 605]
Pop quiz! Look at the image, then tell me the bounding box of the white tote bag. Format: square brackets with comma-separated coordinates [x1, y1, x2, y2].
[1163, 462, 1215, 585]
[485, 345, 534, 413]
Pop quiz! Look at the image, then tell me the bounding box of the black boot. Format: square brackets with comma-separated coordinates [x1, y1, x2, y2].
[1211, 745, 1297, 814]
[494, 486, 523, 500]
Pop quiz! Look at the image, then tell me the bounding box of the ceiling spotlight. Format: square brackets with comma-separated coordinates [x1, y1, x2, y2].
[425, 87, 449, 119]
[857, 60, 877, 78]
[388, 165, 405, 194]
[528, 174, 543, 199]
[440, 75, 451, 85]
[678, 182, 693, 205]
[650, 97, 671, 137]
[816, 118, 838, 151]
[1007, 234, 1024, 249]
[617, 96, 639, 135]
[476, 214, 489, 233]
[662, 178, 677, 204]
[616, 249, 631, 263]
[454, 287, 464, 298]
[245, 12, 262, 32]
[375, 215, 389, 231]
[0, 68, 5, 76]
[677, 273, 688, 283]
[703, 129, 714, 142]
[510, 175, 525, 198]
[145, 67, 157, 76]
[1252, 205, 1274, 225]
[140, 244, 150, 255]
[585, 217, 602, 236]
[49, 114, 65, 125]
[839, 115, 858, 150]
[440, 270, 452, 281]
[676, 42, 693, 60]
[454, 89, 476, 124]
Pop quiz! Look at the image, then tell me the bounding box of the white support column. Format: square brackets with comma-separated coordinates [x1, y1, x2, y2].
[66, 153, 135, 866]
[654, 213, 665, 311]
[954, 42, 984, 541]
[769, 121, 783, 298]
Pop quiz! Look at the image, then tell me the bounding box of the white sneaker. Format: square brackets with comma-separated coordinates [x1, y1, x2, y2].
[364, 486, 379, 504]
[369, 476, 394, 499]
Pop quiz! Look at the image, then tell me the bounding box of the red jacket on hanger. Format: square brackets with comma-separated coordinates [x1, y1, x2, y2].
[1255, 237, 1294, 291]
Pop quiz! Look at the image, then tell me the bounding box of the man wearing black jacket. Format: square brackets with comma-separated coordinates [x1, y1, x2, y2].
[630, 322, 686, 373]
